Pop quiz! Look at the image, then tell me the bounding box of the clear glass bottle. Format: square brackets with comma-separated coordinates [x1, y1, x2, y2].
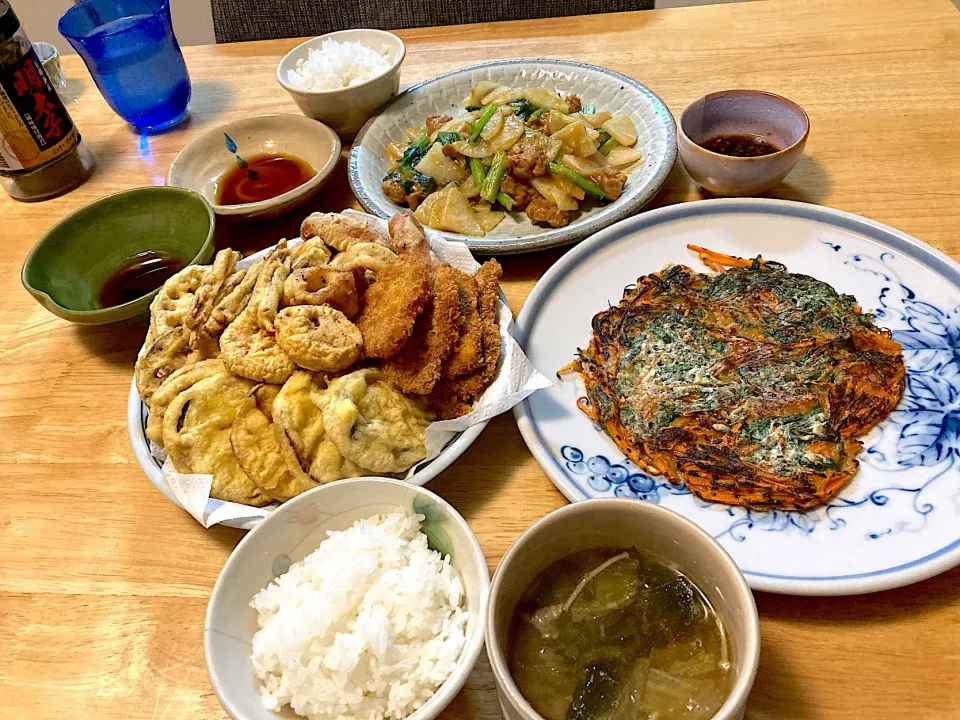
[0, 0, 93, 201]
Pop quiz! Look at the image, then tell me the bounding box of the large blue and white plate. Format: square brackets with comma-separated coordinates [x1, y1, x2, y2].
[514, 198, 960, 595]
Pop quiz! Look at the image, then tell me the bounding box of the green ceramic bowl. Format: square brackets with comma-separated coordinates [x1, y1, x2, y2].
[22, 187, 216, 325]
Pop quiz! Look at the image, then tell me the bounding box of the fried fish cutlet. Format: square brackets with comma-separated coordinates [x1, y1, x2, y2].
[572, 249, 906, 510]
[427, 260, 504, 417]
[356, 257, 432, 358]
[301, 212, 389, 251]
[388, 213, 434, 264]
[442, 268, 483, 378]
[381, 264, 461, 394]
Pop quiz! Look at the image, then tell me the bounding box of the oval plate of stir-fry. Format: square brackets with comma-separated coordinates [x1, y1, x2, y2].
[349, 59, 677, 254]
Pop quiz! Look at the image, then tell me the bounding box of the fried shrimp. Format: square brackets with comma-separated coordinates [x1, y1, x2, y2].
[355, 257, 432, 358]
[146, 264, 208, 344]
[321, 368, 432, 473]
[301, 212, 389, 252]
[442, 268, 483, 378]
[248, 240, 291, 333]
[329, 242, 397, 274]
[388, 213, 434, 264]
[202, 262, 259, 340]
[275, 305, 363, 372]
[220, 309, 297, 384]
[282, 265, 360, 317]
[185, 248, 240, 336]
[381, 264, 461, 394]
[290, 237, 332, 270]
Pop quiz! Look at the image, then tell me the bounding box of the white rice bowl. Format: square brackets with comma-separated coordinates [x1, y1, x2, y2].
[287, 39, 392, 91]
[250, 513, 468, 719]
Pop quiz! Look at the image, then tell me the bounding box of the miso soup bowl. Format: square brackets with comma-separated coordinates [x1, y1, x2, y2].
[486, 500, 760, 720]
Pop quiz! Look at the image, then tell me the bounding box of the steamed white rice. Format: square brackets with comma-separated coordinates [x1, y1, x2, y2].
[286, 39, 392, 91]
[250, 513, 468, 720]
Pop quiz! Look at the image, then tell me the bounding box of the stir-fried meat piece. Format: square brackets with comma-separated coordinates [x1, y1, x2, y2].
[382, 176, 429, 210]
[501, 176, 537, 211]
[441, 143, 460, 159]
[590, 167, 628, 201]
[565, 93, 583, 114]
[526, 196, 575, 228]
[505, 136, 548, 180]
[426, 114, 453, 133]
[383, 178, 407, 205]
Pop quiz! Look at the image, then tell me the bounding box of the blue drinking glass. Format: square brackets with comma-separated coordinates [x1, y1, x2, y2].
[58, 0, 191, 132]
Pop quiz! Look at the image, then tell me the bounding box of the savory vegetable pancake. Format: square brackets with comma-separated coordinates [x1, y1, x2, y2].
[568, 246, 906, 510]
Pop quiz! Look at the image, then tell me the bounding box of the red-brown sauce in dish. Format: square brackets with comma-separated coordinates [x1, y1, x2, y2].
[98, 250, 186, 308]
[700, 134, 782, 157]
[216, 153, 314, 205]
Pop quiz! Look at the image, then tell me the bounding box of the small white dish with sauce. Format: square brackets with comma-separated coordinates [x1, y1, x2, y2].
[166, 114, 341, 221]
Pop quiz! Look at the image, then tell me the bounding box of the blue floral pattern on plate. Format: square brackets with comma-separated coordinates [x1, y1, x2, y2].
[559, 243, 960, 546]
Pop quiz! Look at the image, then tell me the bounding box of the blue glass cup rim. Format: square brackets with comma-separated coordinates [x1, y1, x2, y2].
[58, 0, 172, 40]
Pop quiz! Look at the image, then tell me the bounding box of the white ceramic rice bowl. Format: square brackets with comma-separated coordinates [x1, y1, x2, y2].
[349, 59, 677, 254]
[205, 477, 490, 720]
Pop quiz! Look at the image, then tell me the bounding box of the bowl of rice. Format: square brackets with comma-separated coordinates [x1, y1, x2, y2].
[277, 29, 406, 136]
[205, 477, 489, 720]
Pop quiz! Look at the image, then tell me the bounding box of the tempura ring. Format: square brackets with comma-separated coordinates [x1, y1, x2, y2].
[220, 310, 297, 384]
[290, 237, 332, 270]
[329, 242, 398, 274]
[282, 265, 360, 317]
[274, 305, 363, 373]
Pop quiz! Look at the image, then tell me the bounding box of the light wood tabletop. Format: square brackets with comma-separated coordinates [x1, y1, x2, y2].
[3, 0, 960, 717]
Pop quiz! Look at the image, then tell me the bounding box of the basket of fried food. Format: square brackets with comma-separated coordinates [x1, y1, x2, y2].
[130, 210, 545, 526]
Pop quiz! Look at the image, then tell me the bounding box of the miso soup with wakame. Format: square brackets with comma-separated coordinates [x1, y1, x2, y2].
[507, 548, 731, 720]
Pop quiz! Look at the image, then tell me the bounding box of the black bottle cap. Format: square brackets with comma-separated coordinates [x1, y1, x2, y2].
[0, 1, 21, 45]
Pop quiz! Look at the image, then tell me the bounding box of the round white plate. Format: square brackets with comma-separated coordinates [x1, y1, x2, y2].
[349, 59, 677, 255]
[127, 383, 487, 530]
[514, 198, 960, 595]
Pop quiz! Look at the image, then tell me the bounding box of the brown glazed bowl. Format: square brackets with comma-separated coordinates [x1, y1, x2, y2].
[485, 499, 760, 720]
[678, 90, 809, 196]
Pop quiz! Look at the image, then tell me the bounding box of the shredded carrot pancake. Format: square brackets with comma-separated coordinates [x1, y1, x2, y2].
[567, 246, 906, 510]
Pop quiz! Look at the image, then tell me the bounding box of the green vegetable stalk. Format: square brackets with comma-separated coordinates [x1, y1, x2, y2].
[481, 151, 508, 203]
[470, 103, 498, 143]
[469, 157, 487, 187]
[582, 104, 596, 115]
[548, 162, 606, 200]
[496, 192, 514, 211]
[527, 107, 546, 122]
[599, 137, 619, 156]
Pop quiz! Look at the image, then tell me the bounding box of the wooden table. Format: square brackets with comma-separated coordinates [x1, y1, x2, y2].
[3, 0, 960, 717]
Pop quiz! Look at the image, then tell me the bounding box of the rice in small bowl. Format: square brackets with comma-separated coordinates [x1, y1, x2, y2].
[277, 29, 405, 135]
[205, 477, 489, 720]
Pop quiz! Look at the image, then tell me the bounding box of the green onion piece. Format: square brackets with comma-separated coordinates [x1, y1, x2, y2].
[599, 137, 619, 156]
[597, 130, 611, 144]
[469, 157, 487, 188]
[583, 104, 596, 115]
[548, 161, 606, 200]
[527, 107, 546, 123]
[436, 131, 461, 145]
[471, 104, 498, 143]
[481, 151, 508, 203]
[496, 192, 514, 211]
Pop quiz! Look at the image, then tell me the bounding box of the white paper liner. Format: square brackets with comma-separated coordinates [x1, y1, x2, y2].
[146, 210, 551, 528]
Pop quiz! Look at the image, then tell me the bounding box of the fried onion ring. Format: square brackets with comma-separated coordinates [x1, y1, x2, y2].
[282, 265, 360, 317]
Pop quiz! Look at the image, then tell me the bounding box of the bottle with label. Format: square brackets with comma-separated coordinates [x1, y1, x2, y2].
[0, 0, 93, 201]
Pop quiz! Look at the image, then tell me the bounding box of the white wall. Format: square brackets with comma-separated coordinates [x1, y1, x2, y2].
[15, 0, 215, 53]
